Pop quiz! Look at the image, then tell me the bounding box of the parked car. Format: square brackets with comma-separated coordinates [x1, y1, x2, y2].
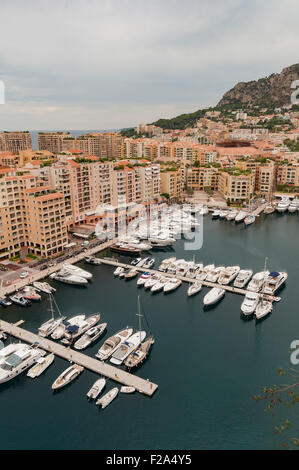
[40, 265, 48, 271]
[19, 271, 29, 279]
[81, 241, 89, 246]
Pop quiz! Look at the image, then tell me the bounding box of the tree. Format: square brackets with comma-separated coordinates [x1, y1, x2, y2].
[253, 368, 299, 449]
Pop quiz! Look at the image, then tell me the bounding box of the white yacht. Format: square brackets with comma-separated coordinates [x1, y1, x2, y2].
[63, 264, 93, 280]
[33, 282, 56, 294]
[95, 327, 133, 361]
[288, 198, 299, 213]
[0, 345, 44, 384]
[233, 270, 253, 288]
[226, 210, 238, 221]
[247, 271, 269, 292]
[120, 386, 136, 394]
[196, 264, 215, 281]
[187, 282, 202, 297]
[143, 258, 155, 269]
[255, 300, 273, 320]
[27, 353, 55, 378]
[212, 209, 221, 219]
[241, 292, 260, 315]
[203, 288, 225, 307]
[206, 266, 225, 283]
[87, 378, 106, 400]
[50, 270, 88, 286]
[0, 343, 29, 366]
[61, 314, 100, 345]
[52, 364, 84, 390]
[137, 272, 152, 286]
[144, 273, 163, 290]
[219, 210, 229, 219]
[114, 266, 124, 277]
[244, 215, 256, 226]
[110, 331, 146, 365]
[276, 198, 290, 213]
[218, 266, 240, 285]
[51, 314, 86, 340]
[235, 211, 247, 223]
[158, 258, 176, 272]
[262, 272, 288, 295]
[151, 277, 167, 293]
[74, 323, 107, 350]
[96, 387, 119, 409]
[163, 278, 182, 293]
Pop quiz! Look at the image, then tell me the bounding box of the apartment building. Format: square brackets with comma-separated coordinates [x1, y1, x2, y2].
[218, 170, 254, 204]
[160, 168, 182, 200]
[276, 163, 299, 188]
[187, 166, 219, 191]
[0, 132, 32, 153]
[38, 132, 70, 153]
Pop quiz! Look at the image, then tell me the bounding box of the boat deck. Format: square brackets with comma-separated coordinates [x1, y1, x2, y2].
[0, 319, 158, 397]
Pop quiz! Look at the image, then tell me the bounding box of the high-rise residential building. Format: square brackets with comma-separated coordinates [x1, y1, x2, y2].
[0, 132, 32, 153]
[160, 168, 182, 200]
[38, 132, 70, 153]
[218, 170, 254, 203]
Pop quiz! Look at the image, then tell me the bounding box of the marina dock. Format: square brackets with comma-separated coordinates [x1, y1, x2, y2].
[100, 258, 280, 301]
[0, 319, 158, 397]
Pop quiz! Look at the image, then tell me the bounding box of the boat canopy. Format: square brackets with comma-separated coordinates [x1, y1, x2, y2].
[269, 272, 279, 277]
[66, 325, 79, 334]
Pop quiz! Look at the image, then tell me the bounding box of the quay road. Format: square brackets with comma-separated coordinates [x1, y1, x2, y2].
[99, 258, 280, 302]
[0, 239, 116, 297]
[0, 318, 158, 397]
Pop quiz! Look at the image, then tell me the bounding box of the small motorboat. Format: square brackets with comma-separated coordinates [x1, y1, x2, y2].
[120, 386, 136, 394]
[0, 296, 12, 307]
[96, 387, 119, 409]
[241, 292, 260, 316]
[124, 269, 138, 280]
[74, 323, 107, 350]
[84, 256, 101, 265]
[33, 282, 56, 294]
[203, 288, 225, 307]
[9, 293, 31, 307]
[255, 300, 273, 320]
[114, 266, 124, 277]
[27, 353, 55, 378]
[163, 278, 182, 293]
[21, 286, 41, 301]
[235, 211, 247, 223]
[137, 272, 152, 286]
[87, 378, 106, 400]
[187, 282, 202, 297]
[244, 215, 256, 226]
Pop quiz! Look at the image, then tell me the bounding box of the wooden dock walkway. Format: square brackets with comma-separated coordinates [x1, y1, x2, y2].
[0, 319, 158, 397]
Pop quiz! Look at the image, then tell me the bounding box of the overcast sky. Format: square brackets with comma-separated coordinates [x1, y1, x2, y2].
[0, 0, 298, 130]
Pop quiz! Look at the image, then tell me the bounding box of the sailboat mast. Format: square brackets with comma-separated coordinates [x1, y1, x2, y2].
[137, 295, 142, 342]
[49, 293, 54, 320]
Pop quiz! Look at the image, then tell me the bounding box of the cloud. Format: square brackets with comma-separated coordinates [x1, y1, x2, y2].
[0, 0, 298, 129]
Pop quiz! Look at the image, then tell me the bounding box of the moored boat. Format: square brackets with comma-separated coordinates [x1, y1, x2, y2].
[235, 211, 247, 223]
[87, 378, 106, 400]
[95, 327, 133, 361]
[120, 386, 136, 393]
[51, 314, 86, 340]
[262, 271, 288, 295]
[203, 287, 225, 307]
[163, 278, 182, 293]
[255, 299, 273, 320]
[27, 353, 55, 378]
[110, 331, 146, 365]
[61, 313, 101, 345]
[74, 323, 107, 350]
[233, 269, 253, 288]
[218, 266, 240, 285]
[96, 387, 119, 409]
[33, 282, 56, 294]
[187, 281, 202, 297]
[124, 336, 154, 369]
[9, 293, 31, 307]
[241, 292, 260, 315]
[50, 270, 88, 286]
[52, 364, 84, 390]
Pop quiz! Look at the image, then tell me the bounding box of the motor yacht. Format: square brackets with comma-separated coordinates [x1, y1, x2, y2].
[262, 272, 288, 295]
[187, 282, 202, 297]
[196, 264, 215, 281]
[233, 270, 253, 288]
[264, 205, 275, 215]
[244, 215, 256, 226]
[247, 271, 269, 292]
[9, 293, 31, 307]
[226, 210, 238, 221]
[151, 277, 167, 293]
[255, 300, 273, 320]
[206, 266, 225, 283]
[96, 387, 119, 409]
[131, 258, 142, 266]
[52, 364, 84, 390]
[50, 270, 88, 286]
[61, 313, 100, 345]
[27, 353, 55, 378]
[33, 282, 56, 294]
[235, 211, 247, 223]
[203, 287, 225, 306]
[163, 278, 182, 293]
[0, 296, 12, 307]
[158, 258, 176, 272]
[114, 266, 124, 277]
[87, 378, 106, 400]
[0, 345, 44, 383]
[95, 327, 133, 360]
[143, 258, 155, 269]
[212, 209, 221, 219]
[288, 198, 299, 213]
[218, 266, 240, 285]
[144, 273, 163, 289]
[276, 198, 290, 213]
[124, 269, 138, 280]
[241, 292, 260, 315]
[84, 256, 101, 266]
[63, 264, 93, 280]
[21, 286, 41, 301]
[74, 323, 107, 350]
[219, 210, 229, 219]
[51, 314, 86, 340]
[110, 331, 146, 365]
[137, 272, 152, 286]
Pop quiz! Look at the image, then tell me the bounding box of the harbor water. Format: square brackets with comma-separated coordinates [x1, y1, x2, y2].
[0, 212, 298, 450]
